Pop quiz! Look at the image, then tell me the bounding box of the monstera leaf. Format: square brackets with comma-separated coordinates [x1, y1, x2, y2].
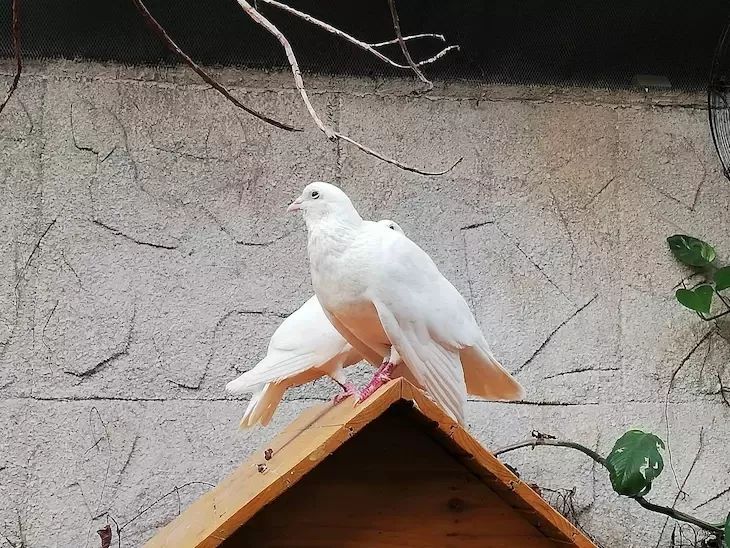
[715, 266, 730, 292]
[606, 430, 665, 497]
[667, 235, 716, 267]
[675, 285, 714, 314]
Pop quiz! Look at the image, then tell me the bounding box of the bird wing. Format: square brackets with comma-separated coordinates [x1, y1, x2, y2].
[363, 224, 521, 418]
[226, 296, 356, 393]
[461, 340, 525, 400]
[239, 366, 326, 428]
[372, 297, 466, 424]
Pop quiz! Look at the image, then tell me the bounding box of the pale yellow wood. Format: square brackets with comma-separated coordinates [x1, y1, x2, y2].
[146, 378, 598, 548]
[145, 381, 402, 548]
[230, 409, 559, 547]
[400, 382, 598, 548]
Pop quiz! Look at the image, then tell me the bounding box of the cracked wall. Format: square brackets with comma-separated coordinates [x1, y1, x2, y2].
[0, 60, 729, 547]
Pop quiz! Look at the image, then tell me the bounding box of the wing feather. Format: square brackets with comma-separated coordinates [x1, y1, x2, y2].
[367, 226, 523, 407]
[226, 352, 317, 393]
[374, 300, 466, 424]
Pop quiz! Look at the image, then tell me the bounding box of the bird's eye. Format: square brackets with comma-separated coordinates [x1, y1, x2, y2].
[311, 190, 320, 199]
[389, 224, 395, 230]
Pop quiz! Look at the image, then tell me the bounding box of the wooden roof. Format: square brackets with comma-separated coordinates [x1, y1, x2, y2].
[145, 379, 598, 548]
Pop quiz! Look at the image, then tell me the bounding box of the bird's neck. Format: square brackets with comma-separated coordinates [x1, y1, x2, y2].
[305, 207, 359, 274]
[304, 202, 362, 236]
[306, 214, 360, 254]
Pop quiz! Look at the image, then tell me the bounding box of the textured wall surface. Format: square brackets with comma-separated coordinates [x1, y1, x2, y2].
[0, 60, 729, 547]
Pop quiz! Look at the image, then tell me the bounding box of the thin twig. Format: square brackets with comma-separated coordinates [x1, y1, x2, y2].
[237, 0, 462, 176]
[663, 329, 713, 492]
[119, 481, 215, 531]
[338, 134, 462, 175]
[699, 309, 730, 321]
[654, 428, 705, 548]
[494, 437, 724, 534]
[238, 1, 333, 139]
[371, 33, 446, 47]
[129, 0, 298, 132]
[0, 0, 21, 115]
[633, 497, 722, 535]
[713, 287, 730, 309]
[414, 46, 460, 68]
[494, 438, 607, 466]
[388, 0, 432, 90]
[718, 373, 730, 407]
[258, 0, 457, 71]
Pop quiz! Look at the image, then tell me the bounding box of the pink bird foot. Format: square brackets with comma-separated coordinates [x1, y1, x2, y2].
[333, 381, 358, 405]
[357, 361, 396, 403]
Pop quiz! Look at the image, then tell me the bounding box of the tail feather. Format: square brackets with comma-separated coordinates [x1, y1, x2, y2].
[225, 353, 315, 394]
[239, 383, 287, 428]
[461, 342, 525, 401]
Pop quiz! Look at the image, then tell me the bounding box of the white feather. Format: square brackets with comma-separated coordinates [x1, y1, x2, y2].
[225, 295, 360, 427]
[225, 220, 405, 428]
[292, 182, 525, 424]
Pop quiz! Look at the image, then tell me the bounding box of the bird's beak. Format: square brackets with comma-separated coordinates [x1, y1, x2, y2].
[287, 197, 303, 213]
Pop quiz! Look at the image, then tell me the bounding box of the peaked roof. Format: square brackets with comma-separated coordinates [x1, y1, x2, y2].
[145, 379, 597, 548]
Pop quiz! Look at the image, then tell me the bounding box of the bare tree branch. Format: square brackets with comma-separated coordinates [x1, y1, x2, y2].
[237, 0, 462, 176]
[371, 33, 446, 47]
[129, 0, 299, 132]
[337, 133, 462, 175]
[258, 0, 458, 72]
[415, 46, 460, 68]
[387, 0, 432, 90]
[238, 0, 334, 139]
[0, 0, 21, 115]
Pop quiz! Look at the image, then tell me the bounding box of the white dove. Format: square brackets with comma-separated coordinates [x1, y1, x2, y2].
[287, 182, 525, 424]
[226, 220, 405, 428]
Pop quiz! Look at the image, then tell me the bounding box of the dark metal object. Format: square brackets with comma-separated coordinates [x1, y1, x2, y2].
[709, 18, 730, 181]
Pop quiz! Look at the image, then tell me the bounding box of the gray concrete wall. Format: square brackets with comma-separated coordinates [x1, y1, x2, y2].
[0, 60, 728, 547]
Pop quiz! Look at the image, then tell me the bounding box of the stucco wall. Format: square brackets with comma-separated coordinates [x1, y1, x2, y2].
[1, 60, 728, 547]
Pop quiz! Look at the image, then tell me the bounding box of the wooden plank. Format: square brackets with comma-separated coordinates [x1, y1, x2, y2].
[400, 382, 598, 548]
[145, 381, 403, 548]
[147, 378, 597, 548]
[227, 410, 561, 548]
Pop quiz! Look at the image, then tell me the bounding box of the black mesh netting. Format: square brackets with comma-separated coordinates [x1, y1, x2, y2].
[1, 0, 729, 90]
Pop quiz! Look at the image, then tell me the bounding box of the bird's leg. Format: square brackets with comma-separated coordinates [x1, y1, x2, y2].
[357, 350, 399, 403]
[331, 371, 357, 404]
[333, 380, 358, 404]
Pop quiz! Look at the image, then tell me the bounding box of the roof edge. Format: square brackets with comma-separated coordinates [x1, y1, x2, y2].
[146, 378, 597, 548]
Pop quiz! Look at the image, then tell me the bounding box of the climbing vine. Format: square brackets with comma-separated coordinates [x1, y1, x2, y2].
[496, 430, 728, 547]
[668, 235, 730, 320]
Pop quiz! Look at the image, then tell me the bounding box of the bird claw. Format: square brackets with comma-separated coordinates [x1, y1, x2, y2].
[356, 369, 394, 403]
[332, 382, 357, 405]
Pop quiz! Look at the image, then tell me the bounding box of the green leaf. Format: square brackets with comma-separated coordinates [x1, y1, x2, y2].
[675, 285, 714, 314]
[667, 235, 716, 267]
[715, 266, 730, 291]
[606, 430, 665, 497]
[724, 513, 729, 548]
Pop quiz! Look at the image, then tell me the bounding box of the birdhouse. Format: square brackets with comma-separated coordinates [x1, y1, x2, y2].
[146, 379, 598, 548]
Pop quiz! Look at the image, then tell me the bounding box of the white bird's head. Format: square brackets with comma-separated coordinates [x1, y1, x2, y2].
[378, 219, 404, 234]
[287, 182, 360, 224]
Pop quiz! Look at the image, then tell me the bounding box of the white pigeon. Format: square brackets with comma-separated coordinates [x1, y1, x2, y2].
[225, 220, 405, 428]
[287, 182, 525, 424]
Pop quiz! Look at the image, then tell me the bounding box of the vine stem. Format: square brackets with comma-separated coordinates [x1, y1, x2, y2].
[494, 438, 724, 535]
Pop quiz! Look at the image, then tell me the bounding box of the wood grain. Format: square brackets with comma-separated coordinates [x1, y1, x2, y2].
[227, 410, 561, 547]
[145, 379, 597, 548]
